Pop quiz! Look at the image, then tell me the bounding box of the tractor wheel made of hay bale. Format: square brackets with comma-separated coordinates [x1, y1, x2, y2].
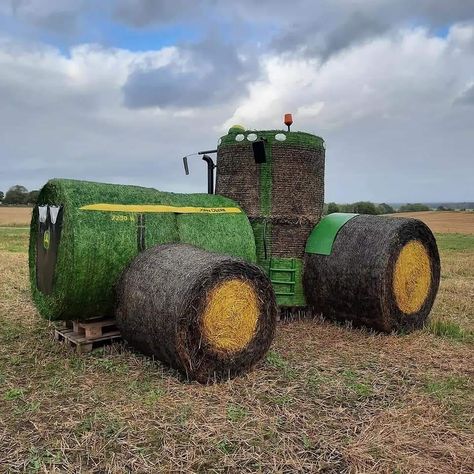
[304, 215, 440, 333]
[115, 243, 277, 383]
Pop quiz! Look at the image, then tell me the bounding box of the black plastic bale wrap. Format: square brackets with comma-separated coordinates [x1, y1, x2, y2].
[304, 215, 441, 332]
[115, 244, 278, 383]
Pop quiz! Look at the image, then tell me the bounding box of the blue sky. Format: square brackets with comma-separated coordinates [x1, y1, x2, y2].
[0, 1, 473, 202]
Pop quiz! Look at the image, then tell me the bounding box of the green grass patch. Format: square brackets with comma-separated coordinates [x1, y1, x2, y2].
[0, 227, 29, 253]
[305, 369, 332, 395]
[127, 378, 166, 405]
[266, 351, 289, 370]
[93, 357, 130, 374]
[226, 404, 248, 422]
[0, 322, 23, 343]
[342, 370, 374, 398]
[423, 375, 470, 400]
[265, 350, 297, 380]
[269, 394, 295, 406]
[216, 438, 236, 454]
[75, 410, 125, 440]
[13, 400, 41, 416]
[25, 447, 63, 473]
[4, 388, 24, 401]
[435, 233, 474, 252]
[428, 319, 474, 343]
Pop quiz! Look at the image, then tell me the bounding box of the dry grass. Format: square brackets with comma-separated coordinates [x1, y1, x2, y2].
[0, 230, 473, 473]
[0, 206, 31, 227]
[389, 211, 474, 234]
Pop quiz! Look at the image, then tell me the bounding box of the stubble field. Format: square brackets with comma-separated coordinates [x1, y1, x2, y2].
[0, 207, 31, 227]
[0, 209, 472, 473]
[389, 210, 474, 234]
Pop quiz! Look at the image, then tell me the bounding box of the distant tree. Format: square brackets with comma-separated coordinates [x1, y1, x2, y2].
[26, 190, 40, 205]
[352, 201, 379, 215]
[327, 202, 340, 214]
[339, 203, 355, 213]
[377, 203, 395, 214]
[0, 191, 4, 203]
[399, 203, 430, 212]
[3, 185, 28, 205]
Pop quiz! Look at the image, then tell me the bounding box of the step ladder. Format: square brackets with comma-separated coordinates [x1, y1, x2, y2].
[269, 258, 297, 297]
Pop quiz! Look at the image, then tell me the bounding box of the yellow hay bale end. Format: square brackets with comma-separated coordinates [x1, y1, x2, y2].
[202, 279, 259, 353]
[393, 240, 432, 314]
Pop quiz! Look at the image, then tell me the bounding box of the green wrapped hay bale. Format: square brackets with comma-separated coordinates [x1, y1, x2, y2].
[116, 243, 277, 383]
[29, 179, 256, 321]
[304, 215, 440, 332]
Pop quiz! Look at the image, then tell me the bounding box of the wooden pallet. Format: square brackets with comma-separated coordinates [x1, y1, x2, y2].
[54, 318, 121, 353]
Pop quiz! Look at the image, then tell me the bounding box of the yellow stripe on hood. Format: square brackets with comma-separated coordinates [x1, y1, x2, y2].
[79, 203, 242, 214]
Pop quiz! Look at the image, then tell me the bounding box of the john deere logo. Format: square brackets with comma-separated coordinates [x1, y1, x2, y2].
[43, 230, 51, 250]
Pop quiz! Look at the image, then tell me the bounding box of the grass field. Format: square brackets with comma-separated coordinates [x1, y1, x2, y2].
[1, 222, 473, 472]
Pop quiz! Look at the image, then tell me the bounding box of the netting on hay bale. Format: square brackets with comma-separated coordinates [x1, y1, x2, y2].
[29, 179, 256, 321]
[216, 131, 325, 257]
[304, 215, 441, 332]
[115, 244, 277, 383]
[216, 130, 325, 310]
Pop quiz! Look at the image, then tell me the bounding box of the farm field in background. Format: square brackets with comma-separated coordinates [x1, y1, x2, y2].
[0, 220, 473, 472]
[1, 206, 473, 233]
[0, 206, 31, 227]
[389, 210, 474, 234]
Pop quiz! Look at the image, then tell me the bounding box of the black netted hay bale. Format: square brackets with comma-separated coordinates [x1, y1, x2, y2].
[303, 215, 441, 333]
[115, 243, 277, 383]
[216, 130, 325, 262]
[216, 143, 260, 217]
[270, 217, 316, 258]
[271, 144, 325, 222]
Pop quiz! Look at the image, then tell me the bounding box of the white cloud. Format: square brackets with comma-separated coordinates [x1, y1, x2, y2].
[225, 26, 474, 201]
[0, 38, 228, 194]
[0, 24, 473, 203]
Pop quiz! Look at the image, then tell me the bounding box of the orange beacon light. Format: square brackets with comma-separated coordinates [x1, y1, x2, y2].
[284, 113, 293, 132]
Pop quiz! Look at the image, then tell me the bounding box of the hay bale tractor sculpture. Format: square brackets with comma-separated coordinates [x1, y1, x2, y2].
[29, 115, 440, 382]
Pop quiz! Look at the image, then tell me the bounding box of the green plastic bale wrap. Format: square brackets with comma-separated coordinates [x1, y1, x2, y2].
[29, 179, 257, 321]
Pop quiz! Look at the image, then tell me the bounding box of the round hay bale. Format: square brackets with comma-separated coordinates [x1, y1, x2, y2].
[29, 179, 256, 321]
[115, 243, 277, 383]
[303, 215, 440, 332]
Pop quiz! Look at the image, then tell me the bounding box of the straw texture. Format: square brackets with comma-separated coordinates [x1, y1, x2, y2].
[303, 215, 441, 332]
[115, 244, 277, 383]
[216, 129, 325, 306]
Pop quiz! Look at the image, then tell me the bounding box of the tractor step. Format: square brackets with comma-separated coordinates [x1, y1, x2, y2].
[269, 258, 297, 297]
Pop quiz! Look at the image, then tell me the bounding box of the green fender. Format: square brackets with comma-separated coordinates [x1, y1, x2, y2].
[305, 213, 359, 255]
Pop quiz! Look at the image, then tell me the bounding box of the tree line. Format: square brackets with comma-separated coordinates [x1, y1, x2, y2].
[0, 186, 457, 213]
[325, 201, 432, 215]
[0, 185, 39, 205]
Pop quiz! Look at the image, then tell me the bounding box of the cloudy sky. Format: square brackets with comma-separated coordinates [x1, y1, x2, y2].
[0, 0, 473, 202]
